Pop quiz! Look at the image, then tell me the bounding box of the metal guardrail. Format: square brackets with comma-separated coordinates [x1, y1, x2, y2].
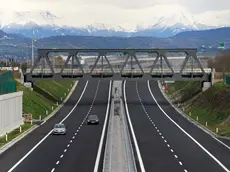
[120, 98, 137, 172]
[103, 81, 137, 172]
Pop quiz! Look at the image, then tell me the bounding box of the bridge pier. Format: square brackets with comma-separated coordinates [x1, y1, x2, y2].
[202, 82, 211, 91]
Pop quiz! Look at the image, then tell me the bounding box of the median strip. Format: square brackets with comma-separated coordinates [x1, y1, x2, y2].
[103, 81, 137, 172]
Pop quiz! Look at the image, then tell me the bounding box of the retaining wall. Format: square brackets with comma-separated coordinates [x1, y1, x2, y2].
[0, 91, 23, 136]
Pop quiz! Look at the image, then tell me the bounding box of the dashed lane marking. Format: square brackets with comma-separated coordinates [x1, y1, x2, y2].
[7, 81, 89, 172]
[93, 80, 112, 172]
[51, 81, 102, 172]
[124, 81, 146, 172]
[147, 80, 230, 172]
[136, 81, 187, 172]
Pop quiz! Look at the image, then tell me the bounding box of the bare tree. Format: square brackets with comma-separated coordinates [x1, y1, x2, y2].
[21, 62, 28, 74]
[207, 58, 214, 69]
[214, 53, 230, 74]
[54, 56, 64, 68]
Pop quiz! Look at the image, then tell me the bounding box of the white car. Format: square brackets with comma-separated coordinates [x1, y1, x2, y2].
[52, 123, 66, 135]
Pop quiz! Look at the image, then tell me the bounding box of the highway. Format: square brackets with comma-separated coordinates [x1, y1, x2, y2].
[0, 79, 230, 172]
[124, 80, 230, 172]
[0, 80, 111, 172]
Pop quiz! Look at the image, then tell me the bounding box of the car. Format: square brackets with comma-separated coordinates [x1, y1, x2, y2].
[87, 115, 99, 125]
[52, 123, 66, 135]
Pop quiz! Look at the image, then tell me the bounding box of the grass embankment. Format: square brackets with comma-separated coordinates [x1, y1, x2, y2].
[0, 124, 32, 148]
[0, 80, 75, 147]
[18, 80, 75, 119]
[167, 81, 230, 137]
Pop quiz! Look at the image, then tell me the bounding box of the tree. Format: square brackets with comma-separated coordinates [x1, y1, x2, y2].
[207, 58, 214, 69]
[54, 56, 64, 68]
[21, 62, 28, 74]
[214, 53, 230, 73]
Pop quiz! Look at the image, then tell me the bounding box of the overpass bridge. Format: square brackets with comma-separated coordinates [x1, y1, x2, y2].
[24, 48, 212, 82]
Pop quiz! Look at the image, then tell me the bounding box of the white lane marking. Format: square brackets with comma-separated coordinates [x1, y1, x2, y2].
[136, 81, 186, 171]
[7, 81, 89, 172]
[52, 81, 100, 170]
[174, 155, 178, 158]
[56, 161, 59, 165]
[60, 155, 63, 158]
[158, 82, 230, 151]
[179, 161, 183, 165]
[51, 168, 55, 172]
[123, 81, 146, 172]
[147, 81, 230, 172]
[93, 81, 112, 172]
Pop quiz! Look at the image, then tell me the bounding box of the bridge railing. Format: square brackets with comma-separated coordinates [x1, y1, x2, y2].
[26, 68, 212, 74]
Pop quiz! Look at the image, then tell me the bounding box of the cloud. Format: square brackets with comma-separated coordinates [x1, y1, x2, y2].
[1, 0, 230, 29]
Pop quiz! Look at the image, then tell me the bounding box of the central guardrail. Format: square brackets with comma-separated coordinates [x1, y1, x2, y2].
[103, 81, 137, 172]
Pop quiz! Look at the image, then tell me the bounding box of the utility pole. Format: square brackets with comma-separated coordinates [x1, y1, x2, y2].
[32, 39, 34, 66]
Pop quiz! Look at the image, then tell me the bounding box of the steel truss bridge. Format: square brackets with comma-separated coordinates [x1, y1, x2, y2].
[24, 48, 212, 82]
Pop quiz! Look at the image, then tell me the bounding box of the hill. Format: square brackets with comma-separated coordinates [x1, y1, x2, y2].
[17, 80, 75, 119]
[166, 81, 230, 137]
[0, 27, 230, 57]
[0, 30, 7, 37]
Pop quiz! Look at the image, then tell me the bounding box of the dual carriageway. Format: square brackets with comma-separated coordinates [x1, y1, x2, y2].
[0, 48, 230, 172]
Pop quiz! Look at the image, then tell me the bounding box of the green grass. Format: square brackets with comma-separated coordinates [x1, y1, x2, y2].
[167, 81, 202, 102]
[167, 81, 230, 137]
[17, 82, 55, 119]
[0, 123, 33, 148]
[186, 107, 230, 133]
[34, 80, 74, 101]
[0, 80, 75, 149]
[17, 80, 75, 119]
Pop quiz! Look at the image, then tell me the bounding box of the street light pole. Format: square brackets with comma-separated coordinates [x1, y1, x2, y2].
[32, 39, 34, 66]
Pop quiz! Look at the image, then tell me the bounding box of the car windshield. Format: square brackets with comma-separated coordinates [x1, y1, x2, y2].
[54, 124, 65, 128]
[89, 115, 98, 120]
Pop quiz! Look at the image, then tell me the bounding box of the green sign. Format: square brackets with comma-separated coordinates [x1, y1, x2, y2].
[219, 42, 225, 47]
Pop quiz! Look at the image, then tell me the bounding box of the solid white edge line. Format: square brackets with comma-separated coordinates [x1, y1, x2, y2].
[7, 81, 89, 172]
[93, 80, 112, 172]
[147, 81, 230, 172]
[123, 81, 146, 172]
[158, 81, 230, 151]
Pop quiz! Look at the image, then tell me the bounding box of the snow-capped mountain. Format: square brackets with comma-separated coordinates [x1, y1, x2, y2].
[0, 29, 7, 37]
[0, 9, 223, 38]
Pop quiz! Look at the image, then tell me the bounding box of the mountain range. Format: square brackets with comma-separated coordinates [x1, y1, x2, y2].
[0, 10, 223, 38]
[0, 27, 230, 58]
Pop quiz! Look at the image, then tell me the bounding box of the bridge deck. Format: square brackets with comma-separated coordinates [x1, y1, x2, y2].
[25, 48, 211, 82]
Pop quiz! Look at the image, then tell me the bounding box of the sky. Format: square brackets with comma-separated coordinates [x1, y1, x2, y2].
[0, 0, 230, 29]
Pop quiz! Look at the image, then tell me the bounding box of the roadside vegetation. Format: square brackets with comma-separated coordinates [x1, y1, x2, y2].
[166, 53, 230, 137]
[0, 79, 75, 148]
[18, 80, 75, 120]
[0, 62, 75, 148]
[0, 124, 33, 148]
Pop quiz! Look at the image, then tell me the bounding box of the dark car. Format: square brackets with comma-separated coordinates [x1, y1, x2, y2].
[87, 115, 99, 125]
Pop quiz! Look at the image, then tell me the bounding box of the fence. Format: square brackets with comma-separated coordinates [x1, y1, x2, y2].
[0, 72, 16, 95]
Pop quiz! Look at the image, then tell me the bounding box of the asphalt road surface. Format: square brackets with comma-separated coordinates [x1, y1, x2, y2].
[0, 80, 111, 172]
[125, 80, 230, 172]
